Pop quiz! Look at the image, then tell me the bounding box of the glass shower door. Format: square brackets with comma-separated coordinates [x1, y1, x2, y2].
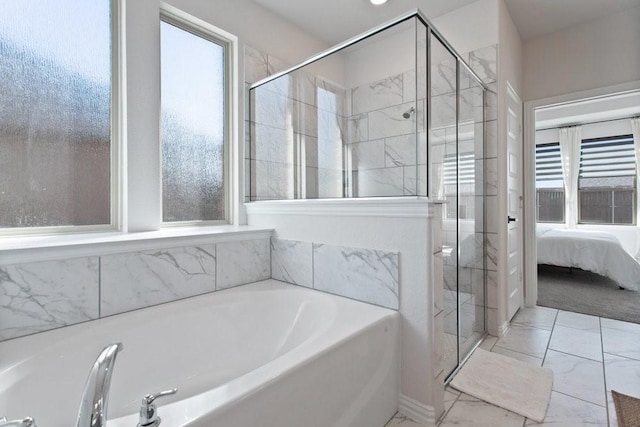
[430, 31, 486, 378]
[430, 34, 459, 377]
[457, 66, 486, 359]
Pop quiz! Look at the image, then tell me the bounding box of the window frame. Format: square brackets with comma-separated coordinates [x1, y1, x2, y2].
[577, 134, 636, 226]
[159, 8, 232, 227]
[0, 0, 121, 236]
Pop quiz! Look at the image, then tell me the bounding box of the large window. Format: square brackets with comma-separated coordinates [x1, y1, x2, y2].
[578, 135, 636, 225]
[535, 143, 564, 222]
[0, 0, 112, 230]
[160, 16, 228, 223]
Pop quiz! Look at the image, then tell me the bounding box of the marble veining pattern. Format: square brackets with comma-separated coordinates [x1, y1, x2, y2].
[313, 243, 399, 310]
[347, 114, 368, 143]
[351, 74, 403, 116]
[468, 44, 497, 84]
[385, 134, 417, 167]
[100, 246, 216, 316]
[0, 257, 99, 340]
[217, 239, 270, 290]
[271, 238, 313, 288]
[368, 102, 423, 140]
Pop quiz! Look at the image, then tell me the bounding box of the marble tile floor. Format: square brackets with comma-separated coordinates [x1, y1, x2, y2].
[385, 306, 640, 427]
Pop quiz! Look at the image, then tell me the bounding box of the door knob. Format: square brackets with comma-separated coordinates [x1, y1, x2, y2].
[508, 216, 517, 223]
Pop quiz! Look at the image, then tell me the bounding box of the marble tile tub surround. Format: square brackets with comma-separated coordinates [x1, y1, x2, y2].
[100, 245, 217, 317]
[271, 237, 400, 310]
[0, 257, 99, 341]
[0, 238, 271, 341]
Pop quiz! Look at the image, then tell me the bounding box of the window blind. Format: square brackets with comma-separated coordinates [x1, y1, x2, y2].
[535, 142, 563, 189]
[579, 135, 636, 188]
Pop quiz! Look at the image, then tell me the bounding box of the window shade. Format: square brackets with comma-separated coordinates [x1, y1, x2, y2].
[579, 135, 636, 188]
[535, 143, 563, 189]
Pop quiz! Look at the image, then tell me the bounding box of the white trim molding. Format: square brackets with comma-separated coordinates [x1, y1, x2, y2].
[398, 394, 436, 425]
[245, 197, 442, 218]
[0, 226, 273, 265]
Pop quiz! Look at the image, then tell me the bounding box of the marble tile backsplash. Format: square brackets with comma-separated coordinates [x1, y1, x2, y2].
[314, 243, 399, 310]
[271, 237, 400, 310]
[217, 239, 271, 289]
[100, 245, 216, 316]
[0, 257, 99, 341]
[271, 238, 313, 288]
[0, 238, 271, 341]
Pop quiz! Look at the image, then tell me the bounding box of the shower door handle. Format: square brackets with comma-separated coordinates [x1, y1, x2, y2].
[507, 216, 517, 223]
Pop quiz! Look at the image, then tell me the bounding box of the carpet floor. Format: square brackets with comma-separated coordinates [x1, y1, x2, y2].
[537, 264, 640, 324]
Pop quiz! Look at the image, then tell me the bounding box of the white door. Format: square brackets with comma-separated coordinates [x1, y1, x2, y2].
[507, 84, 524, 320]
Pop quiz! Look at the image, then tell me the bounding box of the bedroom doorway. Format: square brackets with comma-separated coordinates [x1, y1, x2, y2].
[523, 83, 640, 322]
[507, 83, 524, 321]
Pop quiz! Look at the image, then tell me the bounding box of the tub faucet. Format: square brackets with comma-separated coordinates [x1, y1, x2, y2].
[0, 417, 36, 427]
[76, 343, 124, 427]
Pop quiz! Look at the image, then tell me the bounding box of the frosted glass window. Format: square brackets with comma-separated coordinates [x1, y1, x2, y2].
[0, 0, 112, 228]
[161, 20, 226, 223]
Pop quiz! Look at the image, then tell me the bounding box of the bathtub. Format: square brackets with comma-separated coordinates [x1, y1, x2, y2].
[0, 279, 400, 427]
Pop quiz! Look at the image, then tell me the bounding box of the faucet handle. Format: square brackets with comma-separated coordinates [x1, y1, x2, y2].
[144, 388, 178, 405]
[138, 388, 178, 427]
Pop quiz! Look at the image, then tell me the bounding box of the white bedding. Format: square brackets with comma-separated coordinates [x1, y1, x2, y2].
[537, 228, 640, 291]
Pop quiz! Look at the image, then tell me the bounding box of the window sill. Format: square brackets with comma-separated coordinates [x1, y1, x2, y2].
[0, 225, 274, 265]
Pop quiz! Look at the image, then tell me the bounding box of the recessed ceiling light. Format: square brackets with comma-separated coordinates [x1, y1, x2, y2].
[370, 0, 388, 5]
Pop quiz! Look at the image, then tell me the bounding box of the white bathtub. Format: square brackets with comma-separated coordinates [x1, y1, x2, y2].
[0, 279, 400, 427]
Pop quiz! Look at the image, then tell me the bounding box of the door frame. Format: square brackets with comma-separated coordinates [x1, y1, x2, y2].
[505, 82, 524, 320]
[522, 80, 640, 307]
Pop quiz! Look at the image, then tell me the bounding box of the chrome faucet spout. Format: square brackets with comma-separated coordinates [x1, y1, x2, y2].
[76, 343, 123, 427]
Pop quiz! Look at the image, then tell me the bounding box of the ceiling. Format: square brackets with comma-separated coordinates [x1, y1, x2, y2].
[253, 0, 640, 44]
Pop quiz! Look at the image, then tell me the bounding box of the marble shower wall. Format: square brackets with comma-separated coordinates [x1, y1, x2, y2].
[347, 72, 426, 198]
[271, 237, 400, 310]
[0, 238, 270, 341]
[467, 44, 498, 335]
[245, 45, 347, 201]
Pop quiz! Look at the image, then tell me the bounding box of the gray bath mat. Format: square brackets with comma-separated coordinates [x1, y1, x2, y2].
[450, 348, 553, 422]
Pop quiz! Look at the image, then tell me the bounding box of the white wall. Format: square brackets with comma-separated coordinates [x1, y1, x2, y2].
[343, 22, 417, 90]
[523, 6, 640, 102]
[431, 0, 499, 55]
[498, 0, 522, 96]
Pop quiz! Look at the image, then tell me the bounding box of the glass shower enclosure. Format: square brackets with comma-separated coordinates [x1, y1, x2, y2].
[247, 10, 487, 379]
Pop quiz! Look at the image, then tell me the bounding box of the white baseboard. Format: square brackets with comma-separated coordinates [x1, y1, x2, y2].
[398, 394, 436, 425]
[498, 320, 510, 337]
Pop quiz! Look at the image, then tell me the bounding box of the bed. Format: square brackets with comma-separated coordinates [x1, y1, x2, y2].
[537, 227, 640, 291]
